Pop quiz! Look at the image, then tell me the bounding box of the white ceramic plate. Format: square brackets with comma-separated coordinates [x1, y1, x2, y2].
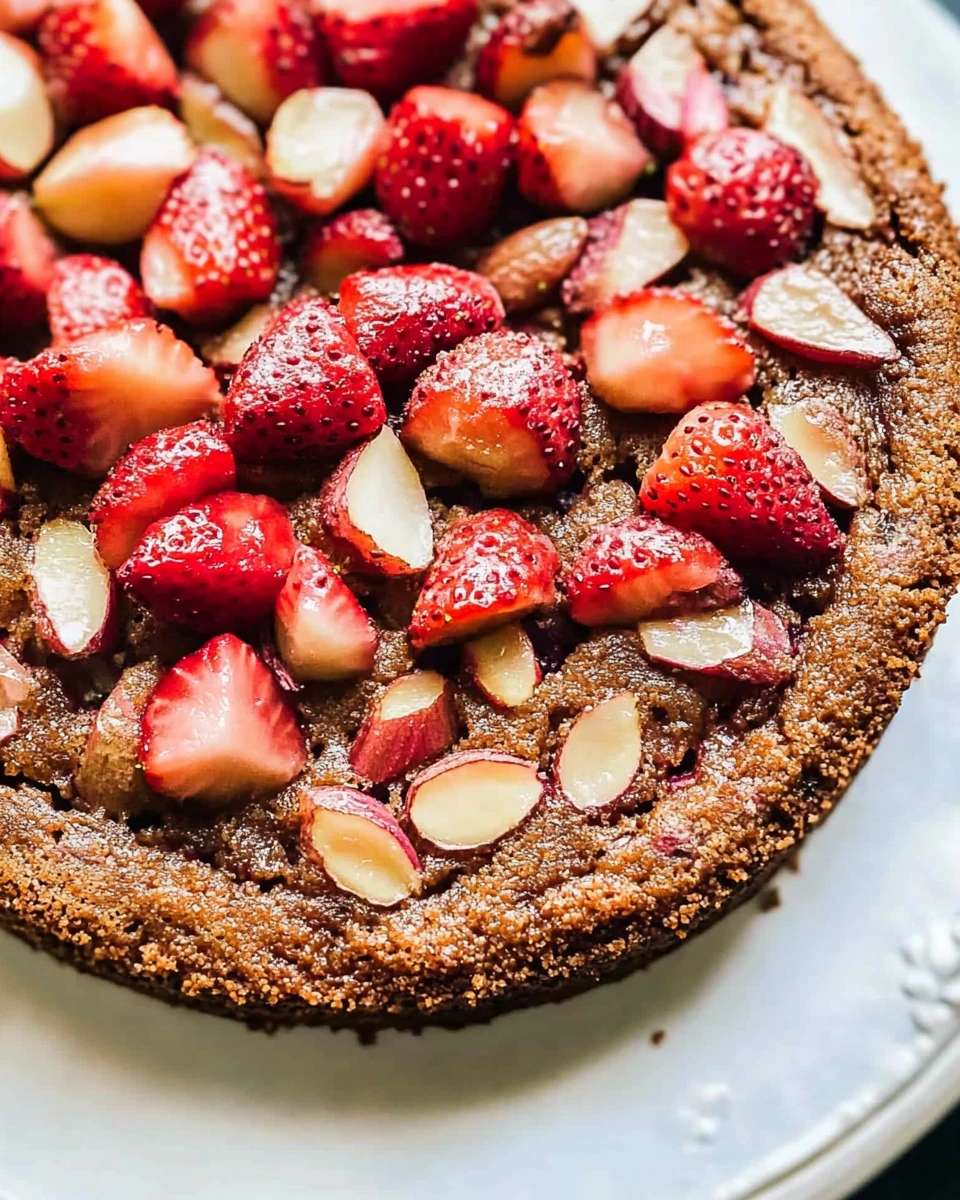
[3, 3, 960, 1198]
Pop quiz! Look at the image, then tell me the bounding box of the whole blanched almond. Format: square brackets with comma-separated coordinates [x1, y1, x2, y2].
[476, 216, 589, 313]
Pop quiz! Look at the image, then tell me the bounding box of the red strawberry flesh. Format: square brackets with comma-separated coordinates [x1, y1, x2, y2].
[0, 191, 59, 335]
[300, 208, 404, 295]
[47, 253, 151, 345]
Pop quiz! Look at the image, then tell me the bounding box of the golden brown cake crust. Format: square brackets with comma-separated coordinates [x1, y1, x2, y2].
[2, 0, 960, 1032]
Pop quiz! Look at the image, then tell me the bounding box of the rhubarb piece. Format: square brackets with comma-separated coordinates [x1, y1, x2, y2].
[615, 24, 702, 159]
[200, 304, 277, 380]
[319, 427, 433, 576]
[475, 216, 589, 313]
[350, 670, 458, 782]
[406, 749, 543, 850]
[300, 209, 404, 295]
[274, 545, 377, 683]
[562, 199, 688, 315]
[768, 398, 870, 509]
[0, 33, 54, 181]
[0, 644, 32, 707]
[31, 518, 116, 659]
[47, 254, 151, 346]
[0, 191, 58, 335]
[33, 106, 198, 244]
[0, 428, 15, 514]
[179, 73, 265, 178]
[680, 63, 728, 143]
[555, 691, 641, 810]
[745, 264, 899, 368]
[141, 633, 307, 805]
[463, 622, 541, 708]
[300, 787, 422, 906]
[581, 287, 755, 413]
[639, 599, 793, 686]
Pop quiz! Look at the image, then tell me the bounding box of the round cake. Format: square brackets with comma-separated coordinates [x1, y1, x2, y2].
[0, 0, 958, 1034]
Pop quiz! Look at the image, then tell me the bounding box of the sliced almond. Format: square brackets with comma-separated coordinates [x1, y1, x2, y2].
[556, 691, 641, 810]
[463, 622, 541, 708]
[350, 670, 459, 783]
[769, 398, 870, 509]
[32, 520, 116, 659]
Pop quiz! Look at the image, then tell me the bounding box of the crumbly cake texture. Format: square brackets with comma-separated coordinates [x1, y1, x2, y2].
[2, 0, 960, 1033]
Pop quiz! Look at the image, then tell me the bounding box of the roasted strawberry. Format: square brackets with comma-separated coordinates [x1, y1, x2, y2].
[140, 632, 307, 805]
[409, 508, 559, 650]
[581, 288, 755, 413]
[375, 85, 515, 248]
[179, 73, 265, 179]
[401, 329, 581, 496]
[118, 491, 297, 631]
[2, 319, 221, 476]
[0, 33, 54, 182]
[89, 422, 237, 569]
[47, 254, 151, 345]
[300, 209, 405, 294]
[339, 263, 505, 385]
[666, 127, 818, 277]
[639, 401, 844, 568]
[320, 0, 477, 100]
[140, 150, 281, 326]
[564, 515, 743, 626]
[223, 295, 386, 462]
[38, 0, 179, 127]
[0, 191, 59, 335]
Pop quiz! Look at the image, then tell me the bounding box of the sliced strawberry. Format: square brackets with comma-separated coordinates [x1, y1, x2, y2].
[89, 421, 237, 569]
[409, 507, 559, 651]
[38, 0, 179, 127]
[516, 79, 650, 214]
[179, 73, 265, 179]
[319, 0, 477, 100]
[639, 401, 844, 569]
[185, 0, 322, 125]
[0, 191, 59, 335]
[666, 127, 818, 278]
[401, 329, 581, 496]
[339, 263, 505, 386]
[564, 514, 743, 626]
[375, 85, 516, 248]
[300, 208, 404, 295]
[680, 63, 728, 144]
[615, 23, 702, 160]
[0, 32, 55, 182]
[2, 319, 222, 476]
[118, 490, 297, 632]
[581, 288, 755, 414]
[140, 632, 307, 805]
[476, 0, 596, 111]
[47, 254, 151, 346]
[223, 295, 386, 462]
[274, 544, 378, 683]
[140, 149, 281, 326]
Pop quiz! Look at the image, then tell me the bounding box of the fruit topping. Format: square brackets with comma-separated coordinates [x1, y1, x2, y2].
[89, 421, 237, 569]
[581, 287, 755, 413]
[0, 33, 54, 181]
[666, 127, 818, 277]
[223, 295, 386, 462]
[555, 691, 641, 810]
[0, 428, 15, 513]
[141, 632, 307, 805]
[274, 544, 378, 683]
[640, 401, 844, 569]
[300, 209, 404, 294]
[179, 73, 265, 178]
[375, 85, 515, 247]
[615, 24, 702, 160]
[463, 621, 541, 708]
[744, 263, 899, 368]
[300, 786, 422, 906]
[680, 63, 728, 144]
[0, 191, 59, 335]
[339, 263, 504, 385]
[350, 670, 458, 782]
[31, 518, 116, 658]
[401, 329, 581, 496]
[405, 748, 543, 850]
[570, 0, 654, 52]
[0, 0, 47, 33]
[118, 491, 296, 632]
[409, 507, 559, 650]
[768, 398, 870, 509]
[517, 79, 650, 213]
[0, 643, 32, 707]
[320, 427, 434, 576]
[200, 303, 277, 380]
[47, 254, 151, 346]
[475, 216, 589, 313]
[2, 319, 222, 476]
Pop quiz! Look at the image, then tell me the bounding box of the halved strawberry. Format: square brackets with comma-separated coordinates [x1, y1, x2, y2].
[223, 295, 386, 462]
[140, 149, 281, 326]
[516, 79, 650, 214]
[2, 319, 222, 476]
[185, 0, 322, 125]
[140, 632, 307, 805]
[339, 263, 505, 385]
[0, 32, 55, 182]
[89, 421, 237, 569]
[581, 288, 755, 413]
[47, 254, 151, 346]
[118, 490, 297, 632]
[274, 544, 378, 683]
[401, 329, 581, 496]
[639, 401, 844, 569]
[375, 85, 516, 248]
[319, 0, 477, 100]
[38, 0, 179, 127]
[0, 191, 59, 335]
[300, 208, 404, 294]
[564, 514, 743, 626]
[409, 508, 559, 651]
[666, 127, 818, 277]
